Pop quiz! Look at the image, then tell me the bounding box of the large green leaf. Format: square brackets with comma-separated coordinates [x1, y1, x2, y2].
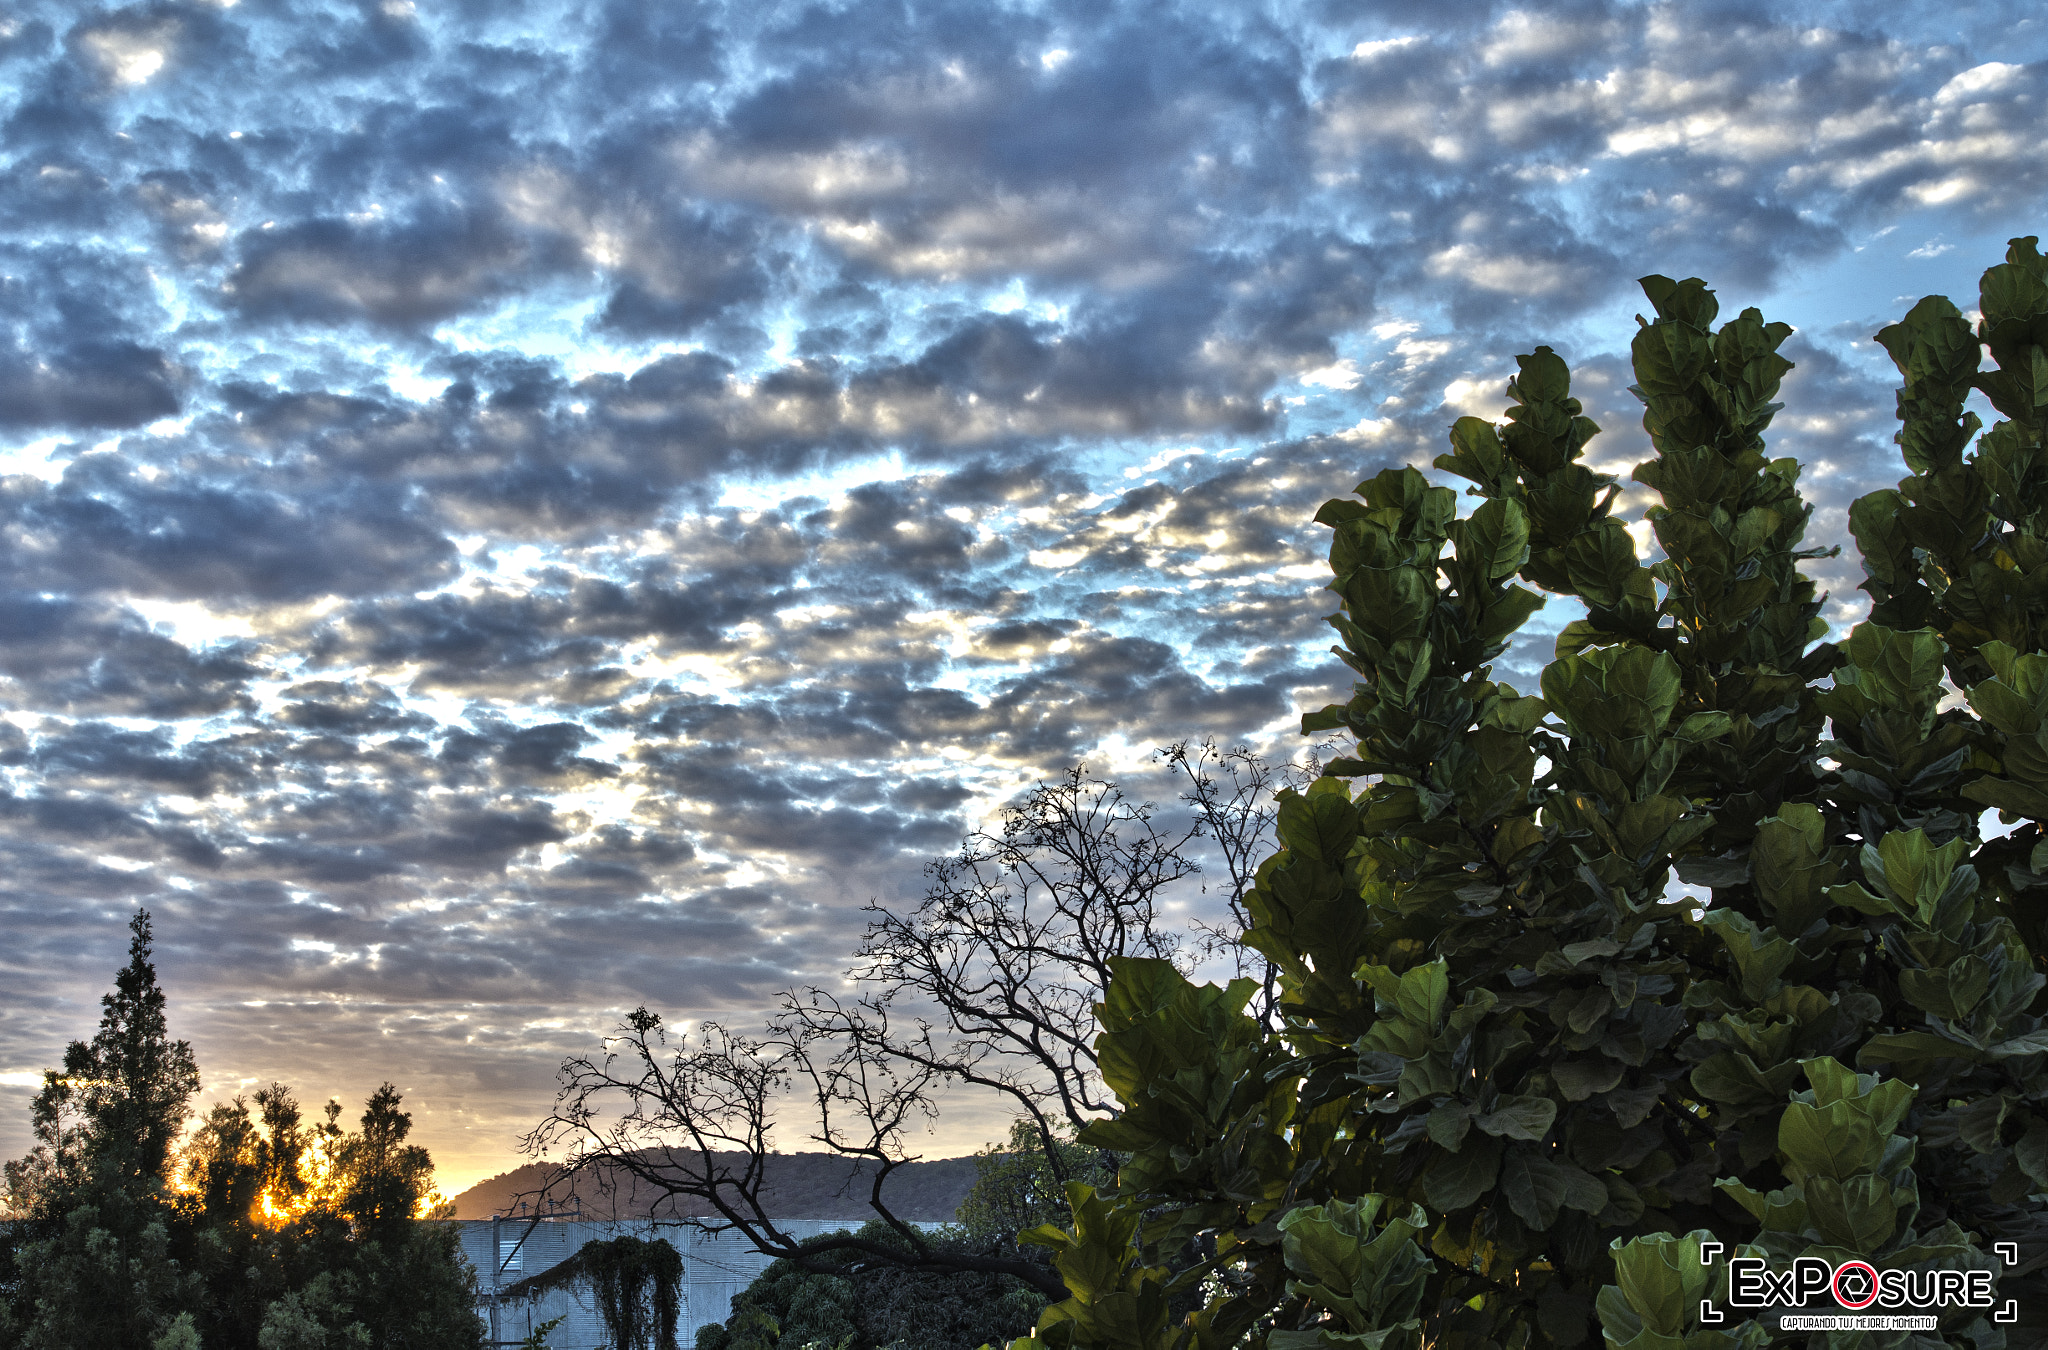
[1609, 1230, 1712, 1337]
[1801, 1174, 1901, 1253]
[1278, 789, 1363, 865]
[1553, 1057, 1627, 1102]
[1422, 1135, 1501, 1212]
[1457, 497, 1532, 583]
[1473, 1095, 1556, 1142]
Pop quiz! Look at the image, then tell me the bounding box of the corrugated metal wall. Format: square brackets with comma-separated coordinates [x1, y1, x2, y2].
[453, 1217, 948, 1348]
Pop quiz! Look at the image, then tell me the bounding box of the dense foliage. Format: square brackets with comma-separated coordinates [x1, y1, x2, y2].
[954, 1120, 1114, 1263]
[690, 1219, 1044, 1350]
[688, 1120, 1109, 1350]
[1, 910, 485, 1350]
[1004, 241, 2048, 1349]
[177, 1083, 484, 1350]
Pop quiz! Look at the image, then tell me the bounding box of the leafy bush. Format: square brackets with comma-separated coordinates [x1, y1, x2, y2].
[1008, 240, 2048, 1348]
[693, 1219, 1044, 1350]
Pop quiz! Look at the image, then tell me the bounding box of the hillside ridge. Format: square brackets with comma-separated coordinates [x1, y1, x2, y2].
[447, 1150, 982, 1222]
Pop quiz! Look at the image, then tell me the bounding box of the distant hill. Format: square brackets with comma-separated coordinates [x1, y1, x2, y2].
[447, 1151, 983, 1222]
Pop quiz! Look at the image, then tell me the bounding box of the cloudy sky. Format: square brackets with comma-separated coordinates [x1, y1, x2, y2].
[2, 0, 2045, 1193]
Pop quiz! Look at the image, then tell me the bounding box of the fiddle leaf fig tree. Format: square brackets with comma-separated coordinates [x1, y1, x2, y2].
[1005, 239, 2048, 1350]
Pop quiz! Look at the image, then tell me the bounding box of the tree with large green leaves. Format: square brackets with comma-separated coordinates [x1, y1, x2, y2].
[1002, 239, 2048, 1350]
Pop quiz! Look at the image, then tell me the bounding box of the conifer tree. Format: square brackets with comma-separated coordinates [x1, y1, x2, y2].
[1, 910, 202, 1349]
[9, 909, 201, 1207]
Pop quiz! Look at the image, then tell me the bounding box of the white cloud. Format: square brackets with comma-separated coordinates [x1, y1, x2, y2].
[1425, 244, 1578, 297]
[81, 27, 171, 85]
[1442, 374, 1512, 418]
[1333, 416, 1395, 442]
[1482, 11, 1589, 67]
[1352, 35, 1423, 61]
[1300, 359, 1363, 390]
[1935, 62, 2023, 103]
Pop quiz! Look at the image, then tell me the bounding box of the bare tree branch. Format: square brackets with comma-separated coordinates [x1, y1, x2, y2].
[521, 754, 1297, 1303]
[850, 767, 1199, 1167]
[1159, 739, 1310, 1029]
[518, 1006, 1071, 1299]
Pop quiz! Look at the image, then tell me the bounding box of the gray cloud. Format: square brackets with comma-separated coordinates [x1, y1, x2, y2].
[223, 207, 569, 329]
[2, 0, 2045, 1186]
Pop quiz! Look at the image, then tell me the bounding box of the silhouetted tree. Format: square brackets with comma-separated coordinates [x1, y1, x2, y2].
[1, 909, 201, 1349]
[525, 751, 1293, 1303]
[0, 913, 485, 1350]
[200, 1084, 485, 1350]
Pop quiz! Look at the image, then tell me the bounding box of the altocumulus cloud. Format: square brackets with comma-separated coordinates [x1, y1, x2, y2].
[1, 0, 2045, 1185]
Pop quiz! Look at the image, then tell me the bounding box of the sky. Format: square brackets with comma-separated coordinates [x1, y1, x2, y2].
[2, 0, 2046, 1196]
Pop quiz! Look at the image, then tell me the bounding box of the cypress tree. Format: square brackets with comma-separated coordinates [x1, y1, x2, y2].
[2, 909, 202, 1349]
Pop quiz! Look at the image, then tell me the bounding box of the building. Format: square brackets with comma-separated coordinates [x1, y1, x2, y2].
[453, 1216, 949, 1348]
